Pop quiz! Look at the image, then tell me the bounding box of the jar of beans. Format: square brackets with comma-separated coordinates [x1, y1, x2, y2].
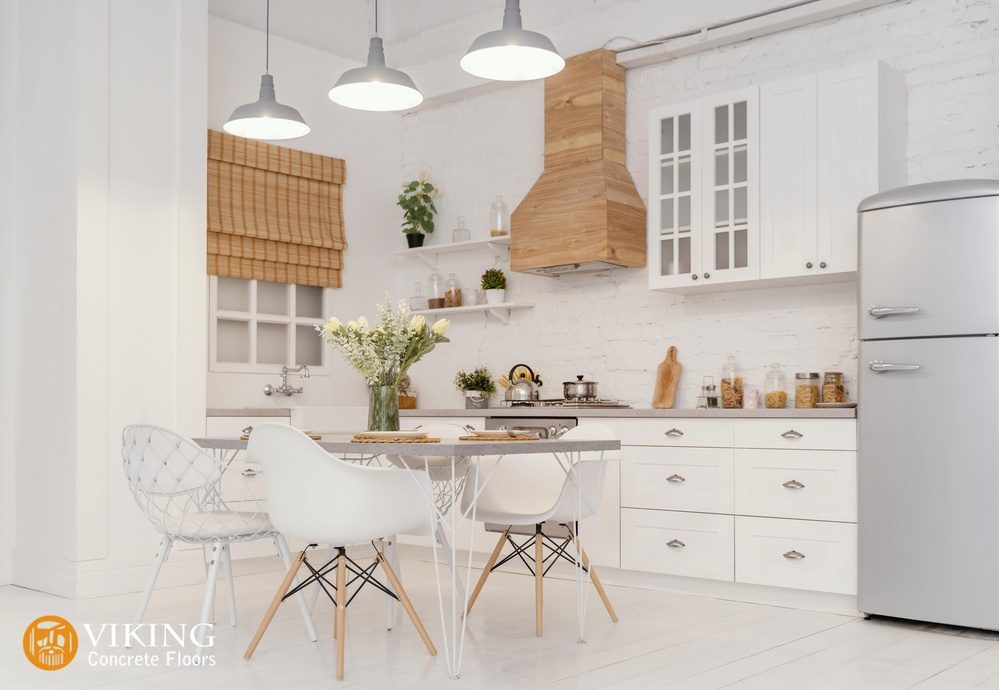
[795, 372, 820, 408]
[720, 355, 743, 409]
[822, 371, 846, 403]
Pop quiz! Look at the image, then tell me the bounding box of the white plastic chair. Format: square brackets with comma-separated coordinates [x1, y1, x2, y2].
[243, 424, 437, 681]
[121, 424, 317, 645]
[460, 422, 621, 636]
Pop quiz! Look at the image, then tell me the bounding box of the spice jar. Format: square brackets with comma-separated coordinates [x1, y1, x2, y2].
[490, 195, 509, 237]
[444, 273, 463, 307]
[452, 216, 470, 243]
[408, 282, 427, 311]
[720, 355, 743, 408]
[822, 371, 846, 403]
[795, 372, 820, 408]
[764, 363, 788, 409]
[427, 269, 445, 309]
[701, 376, 719, 408]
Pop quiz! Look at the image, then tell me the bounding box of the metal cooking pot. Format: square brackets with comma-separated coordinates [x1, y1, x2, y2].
[505, 379, 540, 401]
[563, 375, 598, 400]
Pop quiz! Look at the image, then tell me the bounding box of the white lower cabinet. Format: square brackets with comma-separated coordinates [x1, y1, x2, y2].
[735, 516, 857, 595]
[622, 446, 734, 513]
[622, 508, 734, 581]
[733, 449, 857, 522]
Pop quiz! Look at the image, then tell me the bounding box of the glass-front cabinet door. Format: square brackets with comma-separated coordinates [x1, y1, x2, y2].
[648, 100, 701, 289]
[700, 88, 759, 286]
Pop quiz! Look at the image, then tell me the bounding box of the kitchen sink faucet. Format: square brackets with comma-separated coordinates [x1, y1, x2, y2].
[264, 364, 309, 397]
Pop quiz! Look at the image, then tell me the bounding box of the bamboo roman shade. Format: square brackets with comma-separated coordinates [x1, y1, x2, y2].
[207, 129, 347, 288]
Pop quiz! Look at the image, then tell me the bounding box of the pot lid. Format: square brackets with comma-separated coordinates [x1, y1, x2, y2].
[563, 375, 596, 385]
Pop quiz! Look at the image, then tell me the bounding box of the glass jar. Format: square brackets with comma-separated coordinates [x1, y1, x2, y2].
[764, 363, 788, 409]
[822, 371, 846, 403]
[490, 195, 509, 237]
[701, 376, 719, 408]
[720, 355, 743, 408]
[795, 372, 820, 408]
[427, 269, 445, 309]
[744, 387, 761, 409]
[452, 216, 470, 243]
[444, 273, 463, 307]
[408, 282, 428, 311]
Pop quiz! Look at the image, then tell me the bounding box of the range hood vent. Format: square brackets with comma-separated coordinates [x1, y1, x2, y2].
[511, 49, 646, 276]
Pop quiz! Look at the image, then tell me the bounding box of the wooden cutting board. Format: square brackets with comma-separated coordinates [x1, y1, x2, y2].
[652, 346, 681, 409]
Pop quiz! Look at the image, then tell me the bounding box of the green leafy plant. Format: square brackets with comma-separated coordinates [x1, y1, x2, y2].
[454, 367, 496, 394]
[481, 268, 507, 290]
[397, 175, 439, 235]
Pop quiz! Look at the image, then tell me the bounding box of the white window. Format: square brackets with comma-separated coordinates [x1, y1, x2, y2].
[209, 276, 330, 374]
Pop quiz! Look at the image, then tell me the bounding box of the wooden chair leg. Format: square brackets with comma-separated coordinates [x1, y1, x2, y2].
[335, 549, 347, 680]
[244, 549, 308, 660]
[567, 526, 619, 623]
[465, 528, 509, 616]
[535, 524, 544, 637]
[376, 548, 437, 656]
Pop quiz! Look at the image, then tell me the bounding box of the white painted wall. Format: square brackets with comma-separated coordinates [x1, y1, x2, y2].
[206, 17, 402, 412]
[398, 0, 999, 409]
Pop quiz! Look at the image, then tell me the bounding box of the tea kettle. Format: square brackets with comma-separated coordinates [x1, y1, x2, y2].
[502, 363, 543, 401]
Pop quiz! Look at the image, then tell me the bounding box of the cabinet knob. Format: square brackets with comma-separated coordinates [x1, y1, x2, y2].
[665, 428, 684, 437]
[666, 473, 686, 483]
[691, 274, 698, 280]
[782, 479, 805, 489]
[703, 272, 711, 279]
[666, 539, 686, 549]
[805, 262, 813, 269]
[819, 261, 827, 269]
[783, 550, 805, 560]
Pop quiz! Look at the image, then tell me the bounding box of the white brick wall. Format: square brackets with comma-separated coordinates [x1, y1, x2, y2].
[398, 0, 999, 409]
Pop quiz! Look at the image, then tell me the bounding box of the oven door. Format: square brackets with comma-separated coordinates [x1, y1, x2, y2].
[485, 416, 577, 439]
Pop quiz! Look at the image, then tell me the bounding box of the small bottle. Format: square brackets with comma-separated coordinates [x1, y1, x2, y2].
[764, 363, 788, 409]
[409, 282, 427, 311]
[444, 273, 463, 307]
[452, 216, 470, 243]
[702, 375, 719, 409]
[427, 269, 445, 309]
[720, 355, 743, 409]
[490, 195, 509, 237]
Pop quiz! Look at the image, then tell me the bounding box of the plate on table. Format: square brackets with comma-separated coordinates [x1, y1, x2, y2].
[815, 402, 857, 409]
[356, 430, 428, 440]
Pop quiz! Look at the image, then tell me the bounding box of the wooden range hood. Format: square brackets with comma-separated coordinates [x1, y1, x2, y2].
[511, 49, 646, 275]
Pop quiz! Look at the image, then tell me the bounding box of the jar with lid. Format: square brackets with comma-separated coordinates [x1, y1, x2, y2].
[444, 273, 463, 307]
[452, 216, 470, 243]
[764, 363, 788, 408]
[795, 372, 820, 408]
[490, 195, 509, 237]
[427, 269, 445, 309]
[408, 282, 428, 311]
[701, 375, 719, 408]
[822, 371, 846, 403]
[720, 355, 743, 408]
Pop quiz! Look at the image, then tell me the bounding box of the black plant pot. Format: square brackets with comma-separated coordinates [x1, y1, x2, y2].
[406, 234, 425, 249]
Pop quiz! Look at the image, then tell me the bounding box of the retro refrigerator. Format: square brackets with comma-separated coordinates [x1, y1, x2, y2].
[858, 179, 999, 629]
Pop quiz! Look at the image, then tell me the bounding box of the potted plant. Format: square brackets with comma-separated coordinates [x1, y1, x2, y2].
[481, 268, 507, 305]
[397, 174, 439, 248]
[454, 367, 496, 409]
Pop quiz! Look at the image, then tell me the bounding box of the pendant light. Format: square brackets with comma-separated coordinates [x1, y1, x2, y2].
[328, 0, 423, 112]
[460, 0, 564, 82]
[224, 0, 310, 140]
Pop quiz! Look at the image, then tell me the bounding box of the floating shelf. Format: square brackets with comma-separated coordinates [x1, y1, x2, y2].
[411, 301, 531, 325]
[392, 236, 510, 268]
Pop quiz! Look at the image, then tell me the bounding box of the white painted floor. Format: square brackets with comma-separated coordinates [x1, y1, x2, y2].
[3, 557, 999, 689]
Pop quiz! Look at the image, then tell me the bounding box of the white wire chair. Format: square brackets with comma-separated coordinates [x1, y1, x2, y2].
[122, 424, 317, 644]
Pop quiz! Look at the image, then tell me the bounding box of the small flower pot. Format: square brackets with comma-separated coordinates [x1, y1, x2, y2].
[464, 390, 490, 409]
[483, 288, 506, 305]
[406, 234, 425, 249]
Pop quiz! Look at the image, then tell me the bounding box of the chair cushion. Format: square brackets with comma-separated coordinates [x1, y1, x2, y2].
[163, 510, 273, 540]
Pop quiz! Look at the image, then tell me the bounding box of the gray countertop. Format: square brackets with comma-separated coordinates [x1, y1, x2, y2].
[401, 407, 857, 419]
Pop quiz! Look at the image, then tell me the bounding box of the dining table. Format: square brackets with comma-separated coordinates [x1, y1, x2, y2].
[193, 432, 620, 680]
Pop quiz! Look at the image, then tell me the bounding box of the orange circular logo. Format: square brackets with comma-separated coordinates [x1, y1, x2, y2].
[23, 615, 78, 670]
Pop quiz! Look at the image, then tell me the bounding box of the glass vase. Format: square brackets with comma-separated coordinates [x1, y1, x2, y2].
[367, 385, 400, 431]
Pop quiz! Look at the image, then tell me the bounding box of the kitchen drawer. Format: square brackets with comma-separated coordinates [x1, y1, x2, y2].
[734, 449, 856, 522]
[735, 516, 857, 594]
[622, 446, 734, 513]
[616, 419, 733, 448]
[733, 419, 855, 450]
[621, 509, 734, 581]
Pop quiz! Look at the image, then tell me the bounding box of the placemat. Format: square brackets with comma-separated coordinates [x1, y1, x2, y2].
[350, 435, 442, 444]
[458, 435, 538, 442]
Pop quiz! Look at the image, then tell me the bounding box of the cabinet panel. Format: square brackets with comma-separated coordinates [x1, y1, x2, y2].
[622, 446, 734, 513]
[760, 76, 817, 279]
[622, 508, 734, 581]
[615, 418, 734, 448]
[733, 449, 857, 522]
[733, 419, 856, 450]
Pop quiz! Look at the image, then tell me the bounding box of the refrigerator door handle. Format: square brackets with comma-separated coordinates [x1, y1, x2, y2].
[868, 306, 920, 319]
[868, 360, 922, 373]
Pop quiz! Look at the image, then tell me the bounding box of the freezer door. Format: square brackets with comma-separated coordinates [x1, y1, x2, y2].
[859, 336, 999, 629]
[859, 195, 999, 340]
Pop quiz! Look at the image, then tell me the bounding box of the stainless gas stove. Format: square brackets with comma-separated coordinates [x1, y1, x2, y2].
[496, 398, 631, 409]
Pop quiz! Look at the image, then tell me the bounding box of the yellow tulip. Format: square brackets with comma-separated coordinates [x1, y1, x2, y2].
[431, 318, 450, 336]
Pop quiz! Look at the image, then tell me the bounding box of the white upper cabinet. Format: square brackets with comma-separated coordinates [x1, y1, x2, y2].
[649, 61, 905, 293]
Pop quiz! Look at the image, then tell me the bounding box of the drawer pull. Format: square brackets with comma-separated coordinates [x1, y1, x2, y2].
[666, 539, 686, 549]
[666, 473, 686, 483]
[782, 550, 805, 560]
[782, 479, 805, 489]
[241, 468, 260, 477]
[781, 429, 803, 439]
[665, 428, 684, 437]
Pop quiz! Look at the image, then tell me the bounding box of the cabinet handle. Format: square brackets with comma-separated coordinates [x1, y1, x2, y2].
[665, 428, 684, 437]
[805, 262, 813, 269]
[783, 550, 805, 560]
[703, 272, 711, 279]
[782, 479, 805, 489]
[666, 539, 686, 549]
[868, 306, 919, 319]
[666, 473, 686, 483]
[868, 360, 921, 373]
[781, 429, 803, 439]
[241, 468, 260, 477]
[819, 261, 827, 269]
[691, 274, 698, 280]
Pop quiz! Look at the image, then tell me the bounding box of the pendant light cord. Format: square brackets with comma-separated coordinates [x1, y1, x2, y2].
[265, 0, 270, 73]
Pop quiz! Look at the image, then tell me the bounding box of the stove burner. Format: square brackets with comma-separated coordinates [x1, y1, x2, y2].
[501, 399, 631, 409]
